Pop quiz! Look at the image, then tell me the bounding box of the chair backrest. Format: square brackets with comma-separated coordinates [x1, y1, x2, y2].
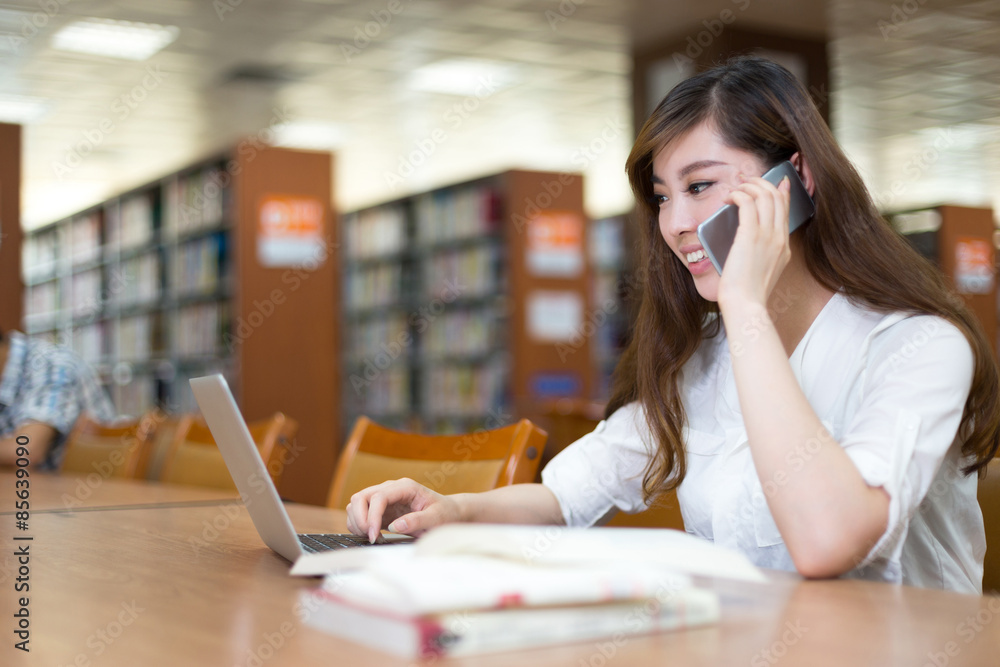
[326, 416, 546, 509]
[979, 457, 1000, 593]
[541, 399, 685, 531]
[60, 411, 158, 479]
[160, 412, 298, 491]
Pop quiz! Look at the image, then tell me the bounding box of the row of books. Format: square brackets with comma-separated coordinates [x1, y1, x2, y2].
[172, 303, 225, 356]
[414, 185, 500, 245]
[117, 315, 154, 361]
[162, 166, 227, 236]
[24, 281, 58, 321]
[71, 323, 104, 365]
[423, 245, 501, 301]
[346, 314, 410, 362]
[347, 366, 410, 416]
[343, 204, 407, 260]
[109, 375, 158, 418]
[421, 361, 506, 417]
[118, 253, 161, 306]
[110, 194, 156, 251]
[69, 269, 103, 318]
[344, 264, 404, 310]
[422, 308, 500, 358]
[172, 235, 226, 297]
[22, 229, 59, 281]
[70, 213, 102, 265]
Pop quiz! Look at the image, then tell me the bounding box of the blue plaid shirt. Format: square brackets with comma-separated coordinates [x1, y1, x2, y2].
[0, 331, 117, 468]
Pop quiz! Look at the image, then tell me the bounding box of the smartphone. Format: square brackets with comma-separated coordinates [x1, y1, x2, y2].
[696, 160, 815, 274]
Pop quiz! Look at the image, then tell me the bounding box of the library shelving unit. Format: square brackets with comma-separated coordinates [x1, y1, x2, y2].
[588, 214, 630, 399]
[341, 170, 594, 436]
[889, 205, 998, 355]
[20, 146, 339, 505]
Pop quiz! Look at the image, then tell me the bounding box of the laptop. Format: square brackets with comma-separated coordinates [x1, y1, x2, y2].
[189, 374, 413, 564]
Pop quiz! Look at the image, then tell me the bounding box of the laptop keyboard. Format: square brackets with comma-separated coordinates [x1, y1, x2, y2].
[297, 533, 409, 553]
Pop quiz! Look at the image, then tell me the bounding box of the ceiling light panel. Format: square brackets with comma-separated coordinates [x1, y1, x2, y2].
[52, 19, 179, 61]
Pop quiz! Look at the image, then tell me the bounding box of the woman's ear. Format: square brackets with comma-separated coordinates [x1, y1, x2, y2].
[789, 152, 816, 197]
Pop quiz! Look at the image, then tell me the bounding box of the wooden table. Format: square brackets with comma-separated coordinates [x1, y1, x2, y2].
[2, 475, 999, 666]
[0, 471, 238, 514]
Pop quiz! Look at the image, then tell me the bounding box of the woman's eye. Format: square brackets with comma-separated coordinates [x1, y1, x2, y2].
[687, 181, 713, 195]
[652, 194, 669, 206]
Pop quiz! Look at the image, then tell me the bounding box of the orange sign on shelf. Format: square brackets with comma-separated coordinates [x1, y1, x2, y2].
[257, 194, 326, 268]
[526, 210, 584, 277]
[955, 236, 994, 295]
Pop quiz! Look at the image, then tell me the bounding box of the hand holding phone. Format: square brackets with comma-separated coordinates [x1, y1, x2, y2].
[696, 161, 815, 275]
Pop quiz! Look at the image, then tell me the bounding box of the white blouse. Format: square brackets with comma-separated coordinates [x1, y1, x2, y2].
[541, 291, 985, 594]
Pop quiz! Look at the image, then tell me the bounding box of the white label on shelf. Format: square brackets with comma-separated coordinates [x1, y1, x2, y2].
[257, 194, 327, 268]
[526, 210, 584, 277]
[526, 290, 583, 343]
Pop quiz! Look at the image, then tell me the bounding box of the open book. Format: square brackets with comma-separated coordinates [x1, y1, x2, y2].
[291, 523, 766, 583]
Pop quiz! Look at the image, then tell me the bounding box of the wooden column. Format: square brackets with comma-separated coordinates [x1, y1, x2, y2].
[234, 146, 339, 505]
[0, 123, 22, 332]
[936, 205, 997, 356]
[504, 169, 593, 426]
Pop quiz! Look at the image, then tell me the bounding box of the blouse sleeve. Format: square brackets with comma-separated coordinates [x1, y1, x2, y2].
[540, 402, 656, 527]
[840, 314, 975, 568]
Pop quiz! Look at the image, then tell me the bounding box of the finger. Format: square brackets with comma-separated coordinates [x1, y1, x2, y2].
[366, 492, 389, 544]
[738, 181, 775, 237]
[728, 190, 759, 237]
[346, 495, 370, 536]
[776, 176, 791, 234]
[387, 507, 437, 536]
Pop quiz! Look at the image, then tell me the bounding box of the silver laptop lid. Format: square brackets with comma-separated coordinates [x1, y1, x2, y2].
[189, 374, 303, 562]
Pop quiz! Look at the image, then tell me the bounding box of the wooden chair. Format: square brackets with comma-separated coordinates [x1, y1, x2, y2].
[326, 416, 546, 509]
[60, 411, 158, 479]
[540, 398, 685, 531]
[979, 457, 1000, 593]
[160, 413, 298, 492]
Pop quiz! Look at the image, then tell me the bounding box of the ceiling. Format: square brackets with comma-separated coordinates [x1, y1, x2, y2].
[1, 0, 997, 229]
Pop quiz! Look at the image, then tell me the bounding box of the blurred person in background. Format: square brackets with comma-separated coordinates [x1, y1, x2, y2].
[0, 326, 116, 468]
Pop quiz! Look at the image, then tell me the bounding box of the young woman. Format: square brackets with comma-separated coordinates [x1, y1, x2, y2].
[346, 56, 1000, 593]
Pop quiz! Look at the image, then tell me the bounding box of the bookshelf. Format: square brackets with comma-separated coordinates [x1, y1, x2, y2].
[889, 205, 998, 355]
[341, 170, 594, 436]
[20, 146, 339, 505]
[588, 214, 629, 399]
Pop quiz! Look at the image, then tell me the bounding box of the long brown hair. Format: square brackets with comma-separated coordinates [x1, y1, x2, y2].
[610, 56, 1000, 502]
